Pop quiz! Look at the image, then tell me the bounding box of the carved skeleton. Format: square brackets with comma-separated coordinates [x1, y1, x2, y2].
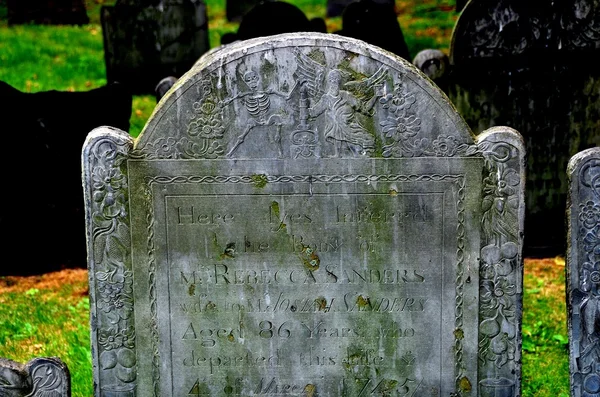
[224, 70, 289, 157]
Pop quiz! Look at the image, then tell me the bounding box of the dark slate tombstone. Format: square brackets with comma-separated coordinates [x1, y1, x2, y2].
[567, 147, 600, 397]
[221, 1, 327, 45]
[326, 0, 394, 18]
[336, 0, 411, 60]
[0, 357, 70, 396]
[428, 0, 600, 257]
[225, 0, 266, 22]
[83, 33, 526, 396]
[101, 0, 210, 95]
[6, 0, 88, 25]
[0, 81, 132, 276]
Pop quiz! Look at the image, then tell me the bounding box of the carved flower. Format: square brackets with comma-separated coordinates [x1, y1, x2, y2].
[92, 165, 127, 220]
[150, 137, 177, 158]
[99, 327, 124, 350]
[580, 201, 600, 230]
[432, 135, 460, 157]
[480, 276, 517, 310]
[581, 261, 600, 293]
[380, 113, 421, 141]
[188, 99, 225, 139]
[483, 166, 520, 198]
[96, 272, 134, 322]
[584, 226, 600, 260]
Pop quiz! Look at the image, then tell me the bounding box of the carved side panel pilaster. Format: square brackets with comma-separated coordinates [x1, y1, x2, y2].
[82, 127, 135, 397]
[475, 127, 526, 397]
[568, 147, 600, 397]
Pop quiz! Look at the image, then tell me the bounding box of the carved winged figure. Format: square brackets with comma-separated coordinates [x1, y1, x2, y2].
[294, 48, 387, 157]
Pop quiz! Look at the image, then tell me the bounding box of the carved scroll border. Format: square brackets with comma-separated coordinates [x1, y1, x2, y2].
[475, 128, 526, 397]
[567, 147, 600, 397]
[143, 172, 467, 395]
[83, 128, 135, 397]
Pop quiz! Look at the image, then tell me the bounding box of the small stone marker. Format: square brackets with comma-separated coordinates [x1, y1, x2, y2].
[83, 33, 526, 396]
[0, 357, 71, 396]
[567, 147, 600, 397]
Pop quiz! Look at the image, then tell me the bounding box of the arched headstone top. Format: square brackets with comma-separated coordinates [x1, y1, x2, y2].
[134, 33, 474, 160]
[449, 0, 552, 65]
[450, 0, 600, 65]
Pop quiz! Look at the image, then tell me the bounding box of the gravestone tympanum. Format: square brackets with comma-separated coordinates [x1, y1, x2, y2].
[83, 33, 525, 396]
[567, 146, 600, 397]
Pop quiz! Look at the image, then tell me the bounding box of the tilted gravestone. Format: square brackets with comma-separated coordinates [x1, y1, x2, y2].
[437, 0, 600, 257]
[567, 147, 600, 397]
[101, 0, 210, 95]
[0, 357, 71, 396]
[82, 33, 526, 396]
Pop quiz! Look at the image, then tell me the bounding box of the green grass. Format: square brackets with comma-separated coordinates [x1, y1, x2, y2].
[521, 259, 570, 396]
[0, 275, 92, 396]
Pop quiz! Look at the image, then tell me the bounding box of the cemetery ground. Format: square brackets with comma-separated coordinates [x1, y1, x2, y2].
[0, 0, 570, 395]
[0, 259, 570, 396]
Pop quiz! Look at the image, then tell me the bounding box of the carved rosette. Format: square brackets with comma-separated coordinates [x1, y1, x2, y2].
[568, 147, 600, 397]
[83, 127, 136, 396]
[475, 128, 525, 397]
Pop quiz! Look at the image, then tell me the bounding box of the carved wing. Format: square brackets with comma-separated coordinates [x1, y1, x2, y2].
[343, 66, 388, 102]
[293, 48, 326, 100]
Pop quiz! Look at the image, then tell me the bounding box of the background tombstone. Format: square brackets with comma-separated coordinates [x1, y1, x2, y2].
[0, 356, 71, 396]
[101, 0, 210, 95]
[567, 147, 600, 397]
[220, 1, 327, 45]
[83, 33, 525, 396]
[6, 0, 88, 25]
[335, 0, 411, 60]
[0, 81, 132, 276]
[225, 0, 266, 22]
[418, 0, 600, 257]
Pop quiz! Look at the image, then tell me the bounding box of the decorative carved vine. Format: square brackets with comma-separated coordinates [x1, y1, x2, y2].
[88, 136, 137, 395]
[476, 140, 522, 397]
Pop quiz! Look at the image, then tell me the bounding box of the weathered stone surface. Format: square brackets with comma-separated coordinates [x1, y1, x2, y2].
[101, 0, 210, 95]
[440, 0, 600, 257]
[567, 146, 600, 397]
[83, 33, 525, 396]
[0, 357, 71, 396]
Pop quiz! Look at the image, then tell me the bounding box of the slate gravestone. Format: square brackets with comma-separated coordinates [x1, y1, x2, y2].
[434, 0, 600, 257]
[567, 147, 600, 397]
[225, 0, 266, 22]
[83, 33, 526, 396]
[336, 0, 411, 60]
[0, 357, 70, 396]
[220, 1, 327, 46]
[0, 81, 132, 276]
[101, 0, 209, 95]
